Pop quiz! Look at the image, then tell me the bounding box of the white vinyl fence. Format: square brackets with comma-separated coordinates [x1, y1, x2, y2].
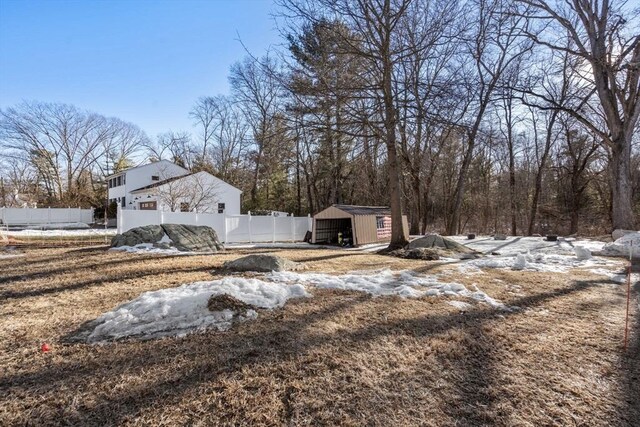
[0, 207, 94, 226]
[117, 207, 312, 243]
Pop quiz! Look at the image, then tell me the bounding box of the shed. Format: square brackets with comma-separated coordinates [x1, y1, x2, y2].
[311, 204, 409, 246]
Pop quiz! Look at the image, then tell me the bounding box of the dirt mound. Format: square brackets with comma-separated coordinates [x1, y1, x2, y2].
[207, 294, 255, 312]
[389, 248, 441, 260]
[407, 234, 476, 254]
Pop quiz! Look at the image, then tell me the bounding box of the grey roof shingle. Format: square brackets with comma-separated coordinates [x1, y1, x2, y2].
[130, 173, 193, 193]
[332, 204, 392, 216]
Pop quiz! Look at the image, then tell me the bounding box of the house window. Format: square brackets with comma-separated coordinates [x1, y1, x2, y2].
[180, 203, 190, 212]
[116, 176, 122, 186]
[121, 197, 126, 208]
[218, 203, 225, 214]
[139, 201, 157, 210]
[151, 175, 159, 181]
[376, 216, 385, 229]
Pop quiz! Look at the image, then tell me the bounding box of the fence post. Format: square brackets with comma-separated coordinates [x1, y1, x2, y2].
[248, 211, 252, 243]
[223, 212, 228, 243]
[291, 213, 295, 242]
[272, 213, 276, 243]
[117, 205, 122, 233]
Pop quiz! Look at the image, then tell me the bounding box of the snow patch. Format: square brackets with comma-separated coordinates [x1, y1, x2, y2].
[460, 250, 620, 273]
[158, 233, 173, 244]
[574, 246, 592, 260]
[87, 277, 310, 342]
[109, 243, 183, 255]
[0, 254, 24, 260]
[448, 300, 472, 310]
[87, 269, 510, 342]
[270, 269, 509, 309]
[3, 227, 116, 237]
[601, 232, 640, 259]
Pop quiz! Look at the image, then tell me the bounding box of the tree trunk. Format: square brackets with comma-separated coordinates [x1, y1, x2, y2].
[610, 136, 635, 230]
[382, 1, 407, 250]
[528, 109, 557, 235]
[446, 135, 475, 235]
[509, 151, 517, 235]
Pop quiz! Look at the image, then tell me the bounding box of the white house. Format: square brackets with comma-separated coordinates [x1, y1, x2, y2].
[107, 160, 242, 214]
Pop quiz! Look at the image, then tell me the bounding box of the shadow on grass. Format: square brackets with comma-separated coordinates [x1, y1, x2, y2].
[0, 262, 215, 300]
[620, 274, 640, 427]
[2, 278, 612, 425]
[0, 251, 211, 286]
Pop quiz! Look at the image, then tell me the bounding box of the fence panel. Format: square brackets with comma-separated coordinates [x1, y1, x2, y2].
[0, 207, 94, 225]
[249, 216, 276, 242]
[294, 217, 313, 240]
[224, 215, 251, 243]
[117, 209, 311, 243]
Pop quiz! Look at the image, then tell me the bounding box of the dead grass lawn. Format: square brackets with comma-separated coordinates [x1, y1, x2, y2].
[0, 244, 638, 426]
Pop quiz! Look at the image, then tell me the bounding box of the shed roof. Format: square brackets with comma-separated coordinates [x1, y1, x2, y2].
[331, 204, 392, 216]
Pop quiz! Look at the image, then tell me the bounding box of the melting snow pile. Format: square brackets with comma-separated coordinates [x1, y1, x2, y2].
[271, 269, 508, 308]
[461, 249, 615, 274]
[86, 277, 309, 342]
[269, 269, 504, 307]
[3, 227, 116, 237]
[446, 236, 624, 277]
[601, 232, 640, 259]
[85, 269, 508, 343]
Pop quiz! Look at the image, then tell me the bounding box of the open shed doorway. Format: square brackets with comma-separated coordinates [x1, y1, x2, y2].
[314, 218, 354, 246]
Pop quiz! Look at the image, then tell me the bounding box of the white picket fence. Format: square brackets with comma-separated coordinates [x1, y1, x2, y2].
[117, 207, 312, 243]
[0, 207, 94, 226]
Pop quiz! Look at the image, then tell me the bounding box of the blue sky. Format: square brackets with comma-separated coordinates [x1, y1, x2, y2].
[0, 0, 281, 138]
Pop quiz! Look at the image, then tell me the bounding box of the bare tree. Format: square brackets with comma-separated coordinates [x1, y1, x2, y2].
[517, 0, 640, 230]
[0, 101, 148, 206]
[446, 0, 534, 235]
[230, 55, 284, 209]
[151, 168, 220, 213]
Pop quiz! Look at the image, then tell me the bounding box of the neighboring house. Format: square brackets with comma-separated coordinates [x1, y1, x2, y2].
[107, 160, 242, 214]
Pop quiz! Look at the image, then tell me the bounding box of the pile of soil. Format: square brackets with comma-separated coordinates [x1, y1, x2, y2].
[386, 234, 480, 260]
[388, 248, 441, 260]
[406, 234, 476, 254]
[207, 294, 255, 312]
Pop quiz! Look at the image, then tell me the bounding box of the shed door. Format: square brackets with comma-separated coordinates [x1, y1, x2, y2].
[314, 218, 353, 245]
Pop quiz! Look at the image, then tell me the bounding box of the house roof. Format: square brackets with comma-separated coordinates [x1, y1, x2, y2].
[129, 171, 243, 194]
[130, 173, 193, 193]
[331, 204, 392, 216]
[105, 160, 189, 179]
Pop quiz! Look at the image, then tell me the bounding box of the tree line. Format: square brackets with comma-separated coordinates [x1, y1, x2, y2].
[1, 0, 638, 246]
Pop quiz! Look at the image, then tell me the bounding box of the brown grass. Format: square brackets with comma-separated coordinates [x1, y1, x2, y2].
[0, 244, 638, 426]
